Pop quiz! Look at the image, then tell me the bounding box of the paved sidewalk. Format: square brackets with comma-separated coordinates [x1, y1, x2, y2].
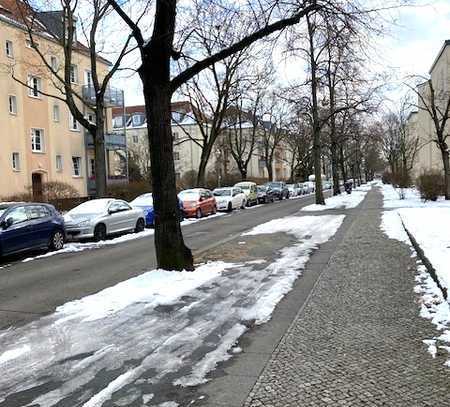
[243, 187, 450, 406]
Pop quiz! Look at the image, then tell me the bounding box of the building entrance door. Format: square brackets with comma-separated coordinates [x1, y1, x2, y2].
[32, 173, 43, 200]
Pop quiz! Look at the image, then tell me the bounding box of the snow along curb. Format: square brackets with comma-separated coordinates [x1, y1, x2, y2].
[401, 220, 448, 301]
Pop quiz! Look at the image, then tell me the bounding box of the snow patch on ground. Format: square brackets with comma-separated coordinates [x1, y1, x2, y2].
[301, 185, 369, 211]
[0, 214, 344, 406]
[380, 184, 450, 366]
[381, 184, 450, 209]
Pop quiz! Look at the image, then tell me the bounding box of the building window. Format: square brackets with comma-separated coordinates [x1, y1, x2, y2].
[69, 113, 80, 131]
[89, 158, 95, 177]
[131, 114, 144, 127]
[175, 172, 181, 181]
[50, 56, 58, 71]
[174, 151, 180, 160]
[56, 155, 63, 172]
[87, 113, 95, 123]
[84, 70, 92, 87]
[53, 104, 60, 122]
[12, 152, 20, 171]
[8, 95, 17, 115]
[72, 156, 81, 176]
[132, 135, 139, 143]
[28, 75, 42, 98]
[31, 128, 44, 152]
[5, 40, 13, 58]
[70, 64, 78, 83]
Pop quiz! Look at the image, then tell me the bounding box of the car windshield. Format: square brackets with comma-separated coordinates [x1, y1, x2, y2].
[257, 186, 266, 192]
[179, 190, 200, 200]
[238, 185, 250, 190]
[69, 200, 109, 215]
[214, 189, 231, 197]
[267, 182, 281, 188]
[131, 194, 153, 206]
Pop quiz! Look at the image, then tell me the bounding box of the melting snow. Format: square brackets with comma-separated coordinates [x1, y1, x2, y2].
[0, 214, 344, 406]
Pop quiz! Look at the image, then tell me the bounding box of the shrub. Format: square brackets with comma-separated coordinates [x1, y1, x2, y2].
[416, 170, 445, 201]
[41, 181, 80, 200]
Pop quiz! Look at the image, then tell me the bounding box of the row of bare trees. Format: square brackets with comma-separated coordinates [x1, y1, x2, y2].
[13, 0, 402, 271]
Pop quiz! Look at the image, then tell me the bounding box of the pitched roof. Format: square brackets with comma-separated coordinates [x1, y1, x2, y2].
[429, 40, 450, 74]
[0, 0, 111, 66]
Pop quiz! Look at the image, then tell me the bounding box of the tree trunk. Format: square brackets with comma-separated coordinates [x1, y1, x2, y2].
[138, 0, 193, 271]
[339, 146, 347, 183]
[442, 149, 450, 200]
[330, 143, 340, 195]
[266, 160, 273, 181]
[93, 124, 107, 197]
[196, 152, 209, 187]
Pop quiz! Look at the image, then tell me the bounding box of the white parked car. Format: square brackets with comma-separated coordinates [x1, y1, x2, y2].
[303, 181, 315, 194]
[287, 183, 300, 197]
[64, 199, 146, 241]
[213, 187, 247, 211]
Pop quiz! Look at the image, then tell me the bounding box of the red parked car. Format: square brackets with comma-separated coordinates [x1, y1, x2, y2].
[178, 188, 217, 218]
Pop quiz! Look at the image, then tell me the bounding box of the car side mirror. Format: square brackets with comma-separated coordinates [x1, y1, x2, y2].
[2, 218, 13, 229]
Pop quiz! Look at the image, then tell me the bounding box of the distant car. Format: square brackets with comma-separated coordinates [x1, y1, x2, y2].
[287, 183, 300, 197]
[213, 187, 246, 211]
[323, 181, 332, 190]
[130, 193, 184, 226]
[266, 182, 290, 200]
[178, 188, 216, 218]
[0, 202, 65, 258]
[303, 181, 315, 194]
[256, 185, 275, 204]
[64, 199, 145, 241]
[234, 182, 258, 206]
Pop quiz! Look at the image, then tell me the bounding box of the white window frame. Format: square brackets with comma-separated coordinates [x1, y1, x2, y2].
[8, 95, 17, 115]
[132, 135, 139, 144]
[72, 156, 82, 177]
[56, 155, 63, 172]
[84, 70, 92, 87]
[5, 40, 13, 58]
[69, 112, 80, 131]
[31, 128, 44, 153]
[53, 104, 60, 122]
[70, 64, 78, 84]
[50, 55, 59, 71]
[28, 75, 42, 98]
[12, 152, 20, 171]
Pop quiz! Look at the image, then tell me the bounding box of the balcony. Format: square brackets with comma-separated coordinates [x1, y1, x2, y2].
[85, 132, 126, 150]
[82, 85, 124, 108]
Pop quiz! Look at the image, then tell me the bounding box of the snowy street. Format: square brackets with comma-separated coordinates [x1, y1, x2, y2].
[0, 199, 343, 406]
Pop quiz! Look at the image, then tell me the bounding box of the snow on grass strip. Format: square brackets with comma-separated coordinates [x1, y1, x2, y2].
[381, 183, 450, 209]
[381, 210, 450, 366]
[301, 188, 368, 211]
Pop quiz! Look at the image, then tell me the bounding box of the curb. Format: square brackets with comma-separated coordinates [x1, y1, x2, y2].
[402, 220, 448, 301]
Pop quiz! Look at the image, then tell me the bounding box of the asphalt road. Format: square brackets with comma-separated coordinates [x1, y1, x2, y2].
[0, 193, 323, 329]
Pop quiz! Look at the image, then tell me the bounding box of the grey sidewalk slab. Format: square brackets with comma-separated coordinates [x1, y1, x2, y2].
[242, 188, 450, 407]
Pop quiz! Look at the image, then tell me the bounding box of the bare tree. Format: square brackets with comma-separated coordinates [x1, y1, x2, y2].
[107, 0, 322, 271]
[11, 0, 138, 197]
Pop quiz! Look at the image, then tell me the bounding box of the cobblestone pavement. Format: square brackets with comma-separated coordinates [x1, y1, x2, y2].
[243, 187, 450, 407]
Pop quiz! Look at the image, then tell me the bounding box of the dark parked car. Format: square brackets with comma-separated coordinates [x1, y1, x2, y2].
[0, 202, 65, 258]
[257, 185, 275, 204]
[265, 182, 290, 200]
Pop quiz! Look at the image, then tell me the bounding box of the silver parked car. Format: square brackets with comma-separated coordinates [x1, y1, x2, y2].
[64, 199, 145, 241]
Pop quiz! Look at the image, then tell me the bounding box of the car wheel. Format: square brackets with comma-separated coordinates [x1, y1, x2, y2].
[241, 200, 246, 209]
[227, 202, 233, 212]
[49, 230, 64, 251]
[135, 218, 145, 233]
[212, 205, 217, 215]
[94, 223, 107, 242]
[196, 208, 203, 219]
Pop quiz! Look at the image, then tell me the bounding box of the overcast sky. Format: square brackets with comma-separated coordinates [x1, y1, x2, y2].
[115, 0, 449, 107]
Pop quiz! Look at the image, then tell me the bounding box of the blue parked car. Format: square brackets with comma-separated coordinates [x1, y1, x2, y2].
[0, 202, 65, 258]
[130, 193, 184, 227]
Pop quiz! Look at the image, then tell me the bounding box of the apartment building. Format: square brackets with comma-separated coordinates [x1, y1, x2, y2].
[0, 0, 125, 199]
[113, 103, 293, 186]
[408, 40, 450, 178]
